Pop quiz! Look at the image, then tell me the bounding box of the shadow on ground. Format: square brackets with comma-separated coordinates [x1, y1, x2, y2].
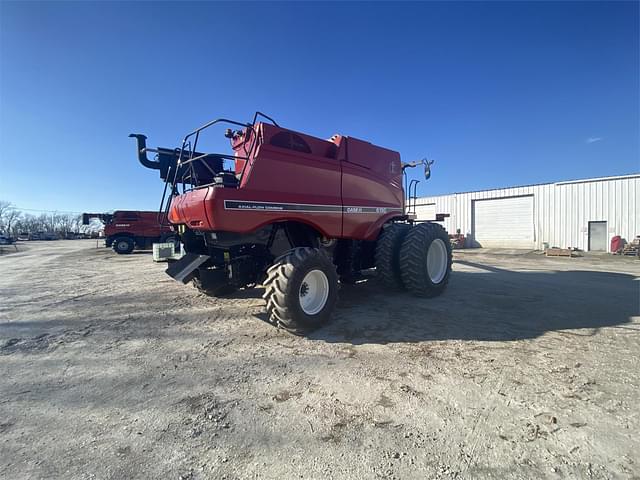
[2, 258, 638, 348]
[308, 260, 639, 344]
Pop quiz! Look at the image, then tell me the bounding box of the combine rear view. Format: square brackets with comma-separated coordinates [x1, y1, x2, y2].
[131, 113, 451, 333]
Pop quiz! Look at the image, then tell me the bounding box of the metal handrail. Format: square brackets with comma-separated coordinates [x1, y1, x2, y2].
[408, 180, 419, 215]
[179, 152, 247, 166]
[160, 113, 279, 225]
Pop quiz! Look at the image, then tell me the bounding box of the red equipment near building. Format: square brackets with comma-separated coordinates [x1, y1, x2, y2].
[132, 112, 452, 333]
[82, 211, 177, 254]
[610, 235, 623, 254]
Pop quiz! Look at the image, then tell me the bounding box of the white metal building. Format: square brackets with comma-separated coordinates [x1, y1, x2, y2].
[415, 174, 640, 252]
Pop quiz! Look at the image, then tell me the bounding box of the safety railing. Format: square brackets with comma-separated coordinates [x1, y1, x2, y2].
[159, 112, 279, 225]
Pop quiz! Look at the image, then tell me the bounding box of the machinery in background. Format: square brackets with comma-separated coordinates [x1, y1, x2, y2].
[82, 211, 177, 254]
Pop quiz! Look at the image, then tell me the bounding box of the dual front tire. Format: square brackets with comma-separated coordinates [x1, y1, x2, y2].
[376, 222, 452, 297]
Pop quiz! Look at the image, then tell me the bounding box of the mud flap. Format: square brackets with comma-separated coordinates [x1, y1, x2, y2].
[165, 253, 211, 284]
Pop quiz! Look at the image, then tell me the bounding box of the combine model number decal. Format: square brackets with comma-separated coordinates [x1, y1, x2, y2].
[224, 201, 402, 214]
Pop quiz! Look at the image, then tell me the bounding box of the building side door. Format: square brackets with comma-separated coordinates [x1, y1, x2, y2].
[588, 221, 607, 251]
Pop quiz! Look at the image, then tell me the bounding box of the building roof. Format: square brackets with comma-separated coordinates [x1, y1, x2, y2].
[420, 173, 640, 199]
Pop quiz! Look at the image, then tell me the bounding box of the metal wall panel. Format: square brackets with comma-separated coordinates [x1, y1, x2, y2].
[415, 174, 639, 251]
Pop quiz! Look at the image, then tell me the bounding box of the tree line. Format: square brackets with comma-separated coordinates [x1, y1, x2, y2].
[0, 201, 101, 237]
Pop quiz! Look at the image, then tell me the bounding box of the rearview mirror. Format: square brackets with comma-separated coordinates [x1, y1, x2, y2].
[424, 159, 434, 180]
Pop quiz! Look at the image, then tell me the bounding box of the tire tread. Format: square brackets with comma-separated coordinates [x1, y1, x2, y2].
[399, 222, 452, 297]
[375, 223, 410, 289]
[262, 247, 338, 334]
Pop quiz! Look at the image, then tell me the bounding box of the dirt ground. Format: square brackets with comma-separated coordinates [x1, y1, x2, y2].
[1, 240, 639, 479]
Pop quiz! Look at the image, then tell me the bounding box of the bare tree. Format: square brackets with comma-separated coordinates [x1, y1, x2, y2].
[71, 215, 83, 234]
[0, 200, 12, 218]
[0, 201, 18, 235]
[0, 203, 88, 238]
[4, 209, 22, 237]
[19, 214, 39, 234]
[38, 213, 53, 232]
[48, 213, 81, 237]
[0, 200, 12, 233]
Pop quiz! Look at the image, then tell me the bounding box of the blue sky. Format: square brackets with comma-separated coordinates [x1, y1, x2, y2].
[1, 1, 638, 213]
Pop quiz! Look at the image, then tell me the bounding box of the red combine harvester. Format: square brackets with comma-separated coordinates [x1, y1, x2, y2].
[82, 211, 177, 254]
[131, 113, 452, 333]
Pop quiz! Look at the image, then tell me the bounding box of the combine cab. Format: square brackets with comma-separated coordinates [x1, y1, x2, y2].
[132, 113, 451, 333]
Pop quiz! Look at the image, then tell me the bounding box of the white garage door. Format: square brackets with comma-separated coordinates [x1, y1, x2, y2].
[473, 196, 534, 248]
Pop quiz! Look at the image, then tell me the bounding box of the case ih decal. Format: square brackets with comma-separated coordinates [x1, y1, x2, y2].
[224, 200, 402, 214]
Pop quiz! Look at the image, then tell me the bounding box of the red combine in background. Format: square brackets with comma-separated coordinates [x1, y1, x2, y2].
[82, 211, 177, 254]
[132, 112, 452, 333]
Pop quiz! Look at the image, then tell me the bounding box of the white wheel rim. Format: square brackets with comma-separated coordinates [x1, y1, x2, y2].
[117, 241, 129, 250]
[299, 269, 329, 315]
[427, 238, 448, 284]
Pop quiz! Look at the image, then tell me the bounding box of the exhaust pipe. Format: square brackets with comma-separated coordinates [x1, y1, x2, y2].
[130, 133, 217, 183]
[129, 133, 162, 171]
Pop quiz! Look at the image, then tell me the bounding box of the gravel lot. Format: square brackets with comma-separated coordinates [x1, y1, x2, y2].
[1, 240, 639, 479]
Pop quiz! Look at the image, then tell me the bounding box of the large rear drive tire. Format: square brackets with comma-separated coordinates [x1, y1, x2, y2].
[399, 222, 452, 297]
[262, 247, 338, 334]
[375, 223, 411, 289]
[113, 236, 135, 254]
